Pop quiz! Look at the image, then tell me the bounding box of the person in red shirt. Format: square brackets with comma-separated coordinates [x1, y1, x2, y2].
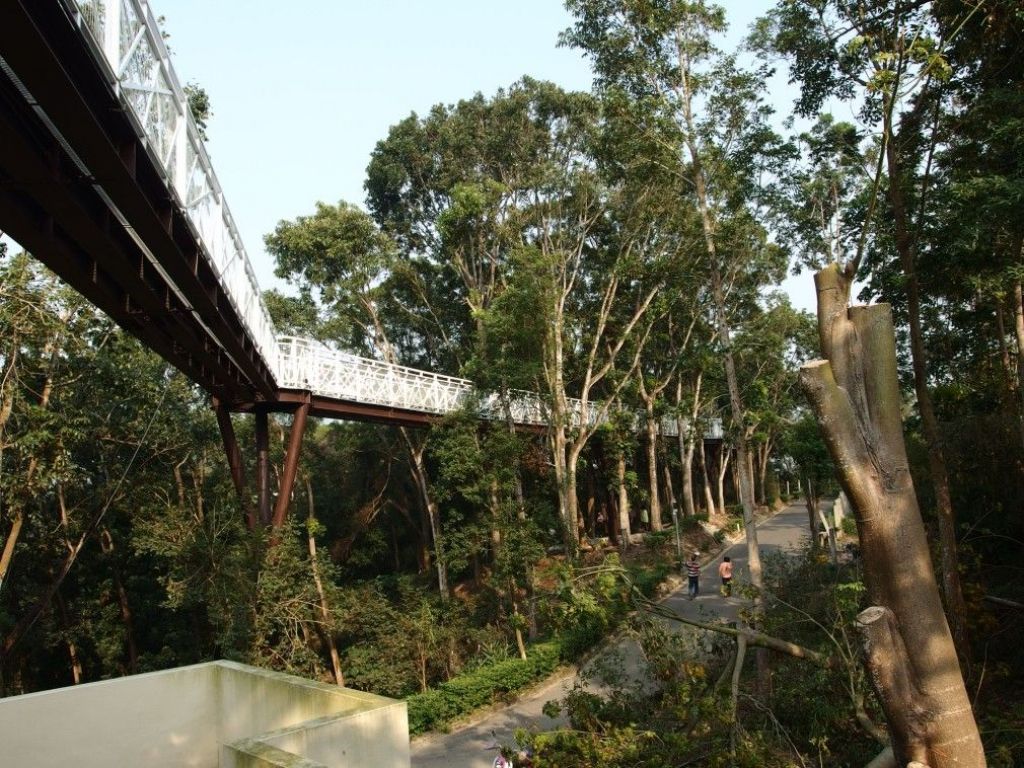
[718, 556, 733, 597]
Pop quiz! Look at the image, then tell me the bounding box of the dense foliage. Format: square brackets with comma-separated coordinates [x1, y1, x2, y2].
[1, 0, 1022, 763]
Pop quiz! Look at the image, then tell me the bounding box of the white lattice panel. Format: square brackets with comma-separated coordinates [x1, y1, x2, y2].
[70, 0, 278, 378]
[63, 2, 722, 440]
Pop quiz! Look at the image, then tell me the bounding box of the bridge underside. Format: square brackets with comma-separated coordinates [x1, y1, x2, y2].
[234, 390, 454, 428]
[0, 1, 275, 404]
[0, 1, 724, 534]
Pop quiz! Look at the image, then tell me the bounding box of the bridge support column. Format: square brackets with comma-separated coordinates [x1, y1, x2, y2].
[271, 401, 311, 528]
[214, 401, 254, 528]
[255, 409, 271, 528]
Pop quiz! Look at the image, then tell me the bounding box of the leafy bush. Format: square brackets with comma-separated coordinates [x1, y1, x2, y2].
[406, 640, 562, 733]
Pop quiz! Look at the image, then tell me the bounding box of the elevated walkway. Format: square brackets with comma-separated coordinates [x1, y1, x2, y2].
[0, 0, 722, 532]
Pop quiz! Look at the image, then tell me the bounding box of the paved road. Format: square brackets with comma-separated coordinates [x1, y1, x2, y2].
[410, 504, 812, 767]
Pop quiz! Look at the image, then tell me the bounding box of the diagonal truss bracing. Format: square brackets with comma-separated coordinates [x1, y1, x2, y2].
[69, 0, 278, 378]
[5, 0, 721, 441]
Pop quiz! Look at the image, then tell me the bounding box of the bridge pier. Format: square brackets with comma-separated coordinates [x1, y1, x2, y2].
[213, 398, 311, 531]
[214, 403, 253, 529]
[272, 402, 310, 528]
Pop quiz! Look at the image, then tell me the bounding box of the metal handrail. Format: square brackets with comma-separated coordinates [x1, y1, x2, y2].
[63, 1, 722, 441]
[69, 0, 278, 380]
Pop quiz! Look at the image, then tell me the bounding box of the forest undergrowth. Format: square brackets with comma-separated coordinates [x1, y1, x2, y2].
[517, 544, 1024, 768]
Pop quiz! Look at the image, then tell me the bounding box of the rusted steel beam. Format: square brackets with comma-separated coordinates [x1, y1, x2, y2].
[213, 400, 253, 529]
[223, 390, 550, 434]
[271, 400, 311, 529]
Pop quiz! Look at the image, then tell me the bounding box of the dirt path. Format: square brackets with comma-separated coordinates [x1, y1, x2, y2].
[410, 504, 813, 767]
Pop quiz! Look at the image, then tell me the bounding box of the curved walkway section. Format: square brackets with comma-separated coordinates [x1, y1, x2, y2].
[410, 505, 812, 768]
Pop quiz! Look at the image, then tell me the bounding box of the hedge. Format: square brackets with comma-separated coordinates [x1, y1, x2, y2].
[406, 559, 672, 734]
[406, 640, 562, 734]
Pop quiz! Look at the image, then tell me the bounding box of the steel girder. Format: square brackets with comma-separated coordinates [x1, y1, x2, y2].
[0, 0, 277, 401]
[0, 0, 725, 443]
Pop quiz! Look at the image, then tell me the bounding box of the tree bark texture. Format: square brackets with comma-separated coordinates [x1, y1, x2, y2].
[885, 130, 970, 662]
[645, 408, 662, 531]
[305, 476, 344, 686]
[800, 264, 985, 768]
[403, 431, 448, 600]
[698, 439, 716, 516]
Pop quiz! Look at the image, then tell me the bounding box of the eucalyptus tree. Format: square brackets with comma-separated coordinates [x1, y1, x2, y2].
[366, 80, 584, 548]
[765, 0, 1003, 663]
[368, 80, 678, 553]
[503, 141, 673, 552]
[563, 0, 789, 583]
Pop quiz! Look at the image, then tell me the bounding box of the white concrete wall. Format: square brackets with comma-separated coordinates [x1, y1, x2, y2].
[0, 661, 409, 768]
[264, 704, 411, 768]
[215, 661, 409, 768]
[0, 662, 219, 768]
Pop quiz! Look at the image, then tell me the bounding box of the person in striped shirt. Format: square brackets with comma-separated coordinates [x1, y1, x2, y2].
[686, 553, 701, 599]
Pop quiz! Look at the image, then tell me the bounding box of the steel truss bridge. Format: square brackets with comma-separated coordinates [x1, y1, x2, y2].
[0, 0, 719, 527]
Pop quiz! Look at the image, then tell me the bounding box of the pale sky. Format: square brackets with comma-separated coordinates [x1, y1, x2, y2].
[7, 1, 820, 310]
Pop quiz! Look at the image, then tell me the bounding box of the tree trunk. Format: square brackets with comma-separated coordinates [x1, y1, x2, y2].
[662, 453, 677, 524]
[99, 528, 138, 672]
[550, 424, 580, 553]
[758, 438, 772, 507]
[679, 426, 696, 519]
[403, 431, 447, 600]
[800, 263, 985, 768]
[716, 444, 730, 516]
[54, 591, 82, 685]
[617, 452, 632, 548]
[645, 407, 662, 531]
[885, 124, 970, 664]
[698, 439, 716, 516]
[305, 476, 344, 686]
[566, 443, 584, 548]
[675, 378, 698, 519]
[804, 479, 819, 549]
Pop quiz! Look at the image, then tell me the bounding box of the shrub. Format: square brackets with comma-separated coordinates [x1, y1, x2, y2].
[406, 640, 562, 734]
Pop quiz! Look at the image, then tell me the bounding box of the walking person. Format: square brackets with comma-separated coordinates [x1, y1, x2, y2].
[718, 555, 733, 597]
[686, 553, 701, 599]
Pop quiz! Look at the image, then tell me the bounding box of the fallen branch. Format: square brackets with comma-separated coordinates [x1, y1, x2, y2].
[636, 594, 842, 670]
[983, 594, 1024, 610]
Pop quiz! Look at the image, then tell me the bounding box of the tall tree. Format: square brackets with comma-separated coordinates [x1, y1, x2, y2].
[563, 1, 788, 684]
[762, 0, 992, 661]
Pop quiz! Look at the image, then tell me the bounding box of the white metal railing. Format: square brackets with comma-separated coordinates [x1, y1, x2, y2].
[60, 2, 722, 440]
[275, 338, 721, 437]
[277, 337, 550, 424]
[69, 0, 278, 380]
